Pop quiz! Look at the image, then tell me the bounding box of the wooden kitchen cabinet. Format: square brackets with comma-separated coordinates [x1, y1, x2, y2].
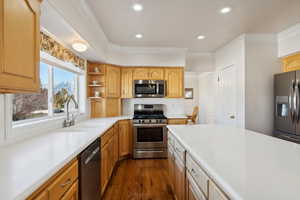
[61, 180, 78, 200]
[133, 67, 164, 80]
[165, 68, 184, 98]
[186, 174, 207, 200]
[27, 159, 79, 200]
[282, 53, 300, 72]
[100, 127, 116, 195]
[90, 98, 121, 118]
[0, 0, 41, 93]
[133, 68, 149, 80]
[148, 68, 164, 79]
[113, 123, 119, 163]
[118, 120, 132, 158]
[121, 68, 133, 98]
[168, 119, 188, 125]
[105, 65, 121, 98]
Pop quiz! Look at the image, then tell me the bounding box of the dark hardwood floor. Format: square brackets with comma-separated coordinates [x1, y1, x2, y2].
[102, 159, 175, 200]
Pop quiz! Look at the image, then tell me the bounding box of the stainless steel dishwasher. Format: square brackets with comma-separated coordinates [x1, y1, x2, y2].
[79, 138, 101, 200]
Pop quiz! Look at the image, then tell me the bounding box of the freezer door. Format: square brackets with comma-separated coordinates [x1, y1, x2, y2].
[274, 71, 296, 134]
[295, 71, 300, 135]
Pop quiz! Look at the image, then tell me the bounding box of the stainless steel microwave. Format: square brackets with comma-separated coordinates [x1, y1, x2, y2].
[134, 80, 166, 98]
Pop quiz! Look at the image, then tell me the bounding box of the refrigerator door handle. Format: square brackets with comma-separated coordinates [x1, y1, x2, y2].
[289, 80, 295, 123]
[295, 80, 300, 123]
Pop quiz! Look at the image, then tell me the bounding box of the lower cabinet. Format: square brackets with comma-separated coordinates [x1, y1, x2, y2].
[118, 120, 132, 158]
[27, 159, 79, 200]
[208, 181, 229, 200]
[100, 126, 119, 196]
[186, 173, 206, 200]
[168, 118, 188, 125]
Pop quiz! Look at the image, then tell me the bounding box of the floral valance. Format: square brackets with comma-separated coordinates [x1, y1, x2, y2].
[40, 32, 86, 69]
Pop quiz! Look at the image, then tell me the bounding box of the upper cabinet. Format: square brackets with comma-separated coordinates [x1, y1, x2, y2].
[0, 0, 41, 93]
[282, 53, 300, 72]
[121, 68, 133, 98]
[105, 65, 121, 98]
[133, 67, 164, 80]
[165, 68, 184, 98]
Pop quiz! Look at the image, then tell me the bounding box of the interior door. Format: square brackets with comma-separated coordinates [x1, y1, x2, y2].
[274, 71, 296, 134]
[216, 66, 237, 127]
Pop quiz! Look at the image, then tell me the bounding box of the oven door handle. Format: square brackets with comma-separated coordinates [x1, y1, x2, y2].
[133, 124, 167, 127]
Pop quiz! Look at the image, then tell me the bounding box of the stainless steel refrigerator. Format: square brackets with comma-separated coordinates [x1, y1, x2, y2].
[274, 71, 300, 143]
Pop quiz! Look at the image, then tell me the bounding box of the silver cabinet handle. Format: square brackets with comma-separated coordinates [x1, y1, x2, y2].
[60, 178, 72, 187]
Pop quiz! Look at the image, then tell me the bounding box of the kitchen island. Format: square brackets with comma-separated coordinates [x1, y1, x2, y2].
[167, 124, 300, 200]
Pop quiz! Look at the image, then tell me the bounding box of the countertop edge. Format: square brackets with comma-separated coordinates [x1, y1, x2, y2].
[167, 126, 243, 200]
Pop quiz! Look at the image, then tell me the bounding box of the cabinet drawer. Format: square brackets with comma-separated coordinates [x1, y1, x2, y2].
[101, 127, 114, 147]
[47, 160, 78, 200]
[186, 154, 209, 197]
[174, 139, 186, 162]
[168, 119, 187, 125]
[187, 172, 207, 200]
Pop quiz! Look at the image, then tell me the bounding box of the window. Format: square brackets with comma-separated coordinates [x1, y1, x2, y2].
[53, 68, 78, 114]
[13, 63, 49, 121]
[12, 62, 81, 122]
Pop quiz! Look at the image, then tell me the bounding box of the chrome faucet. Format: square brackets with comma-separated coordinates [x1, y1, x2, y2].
[63, 95, 79, 128]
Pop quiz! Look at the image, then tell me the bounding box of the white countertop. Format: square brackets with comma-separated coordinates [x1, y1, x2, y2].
[0, 116, 131, 200]
[167, 124, 300, 200]
[165, 114, 188, 119]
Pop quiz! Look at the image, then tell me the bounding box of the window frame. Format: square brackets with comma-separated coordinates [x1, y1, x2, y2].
[4, 52, 86, 140]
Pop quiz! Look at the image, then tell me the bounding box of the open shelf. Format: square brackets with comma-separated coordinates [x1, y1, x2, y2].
[88, 84, 104, 87]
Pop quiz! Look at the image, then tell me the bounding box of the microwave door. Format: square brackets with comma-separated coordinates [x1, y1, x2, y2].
[295, 71, 300, 135]
[274, 71, 296, 134]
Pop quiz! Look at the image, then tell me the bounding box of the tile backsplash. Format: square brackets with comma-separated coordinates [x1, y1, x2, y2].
[122, 98, 194, 115]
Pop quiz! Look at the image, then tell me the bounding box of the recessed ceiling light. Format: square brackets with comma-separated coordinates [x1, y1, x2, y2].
[72, 42, 87, 52]
[135, 34, 143, 39]
[220, 7, 232, 14]
[133, 3, 143, 11]
[197, 35, 206, 40]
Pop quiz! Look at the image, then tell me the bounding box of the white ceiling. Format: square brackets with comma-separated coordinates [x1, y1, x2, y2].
[86, 0, 300, 52]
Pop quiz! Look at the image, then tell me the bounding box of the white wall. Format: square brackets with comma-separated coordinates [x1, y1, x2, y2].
[106, 45, 186, 67]
[185, 53, 214, 73]
[198, 72, 217, 124]
[278, 23, 300, 57]
[214, 35, 246, 128]
[122, 72, 199, 116]
[245, 34, 281, 135]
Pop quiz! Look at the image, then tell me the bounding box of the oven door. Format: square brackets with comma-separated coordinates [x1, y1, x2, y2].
[134, 124, 167, 149]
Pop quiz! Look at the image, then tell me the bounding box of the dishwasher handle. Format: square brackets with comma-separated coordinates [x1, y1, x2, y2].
[84, 147, 100, 165]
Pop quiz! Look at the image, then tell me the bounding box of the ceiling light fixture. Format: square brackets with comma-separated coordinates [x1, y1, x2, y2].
[220, 7, 232, 14]
[133, 3, 143, 11]
[197, 35, 206, 40]
[135, 34, 143, 39]
[72, 42, 88, 52]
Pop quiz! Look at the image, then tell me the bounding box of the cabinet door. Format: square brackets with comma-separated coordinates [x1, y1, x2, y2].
[186, 175, 207, 200]
[113, 123, 119, 163]
[101, 142, 109, 194]
[90, 100, 105, 118]
[0, 0, 41, 93]
[105, 65, 121, 98]
[148, 68, 164, 80]
[118, 120, 131, 157]
[121, 68, 133, 98]
[133, 68, 149, 80]
[209, 181, 229, 200]
[61, 181, 78, 200]
[165, 68, 184, 98]
[174, 156, 185, 200]
[33, 191, 49, 200]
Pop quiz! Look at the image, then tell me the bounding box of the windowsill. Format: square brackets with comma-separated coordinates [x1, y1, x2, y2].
[12, 112, 84, 129]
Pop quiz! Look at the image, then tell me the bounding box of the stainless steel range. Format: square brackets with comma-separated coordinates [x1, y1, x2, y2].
[133, 104, 168, 159]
